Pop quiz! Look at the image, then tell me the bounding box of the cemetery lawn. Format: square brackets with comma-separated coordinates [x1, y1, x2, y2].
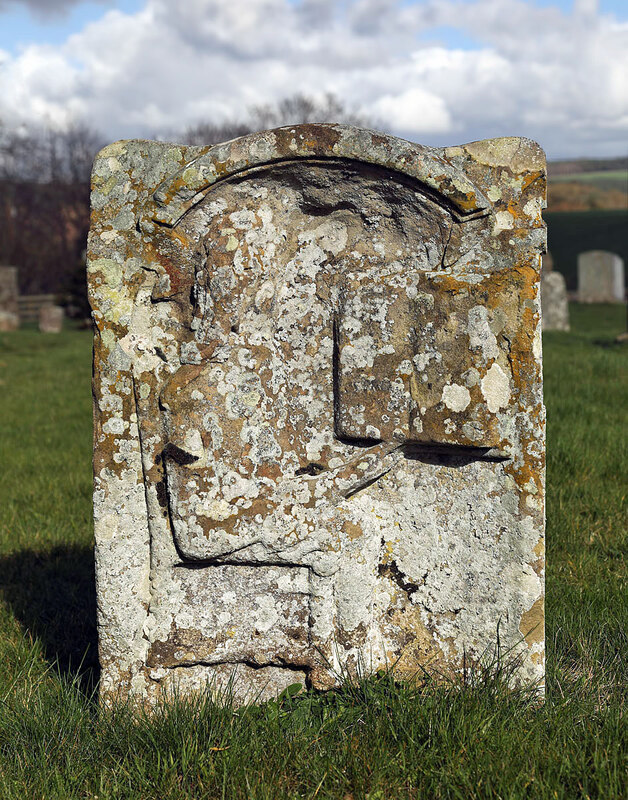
[0, 307, 626, 800]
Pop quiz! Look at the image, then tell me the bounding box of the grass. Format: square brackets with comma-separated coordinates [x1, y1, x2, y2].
[0, 307, 626, 799]
[550, 170, 628, 192]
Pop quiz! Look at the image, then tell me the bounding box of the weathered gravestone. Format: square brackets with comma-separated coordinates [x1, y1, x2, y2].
[541, 252, 554, 274]
[541, 271, 570, 331]
[578, 250, 625, 304]
[39, 304, 64, 333]
[0, 266, 20, 331]
[88, 125, 546, 705]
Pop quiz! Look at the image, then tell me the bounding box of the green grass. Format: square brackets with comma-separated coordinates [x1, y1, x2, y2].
[0, 308, 626, 799]
[550, 169, 628, 193]
[545, 209, 628, 290]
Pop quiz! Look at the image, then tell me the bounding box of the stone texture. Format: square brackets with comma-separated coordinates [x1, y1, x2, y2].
[541, 272, 570, 331]
[577, 250, 625, 304]
[39, 304, 64, 333]
[0, 267, 20, 331]
[88, 124, 546, 706]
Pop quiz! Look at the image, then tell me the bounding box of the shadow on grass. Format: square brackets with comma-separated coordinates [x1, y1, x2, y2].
[0, 545, 99, 694]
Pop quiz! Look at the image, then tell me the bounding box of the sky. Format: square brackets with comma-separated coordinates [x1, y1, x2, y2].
[0, 0, 626, 158]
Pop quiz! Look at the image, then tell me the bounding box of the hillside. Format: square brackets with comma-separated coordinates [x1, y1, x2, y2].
[546, 156, 627, 212]
[548, 156, 628, 176]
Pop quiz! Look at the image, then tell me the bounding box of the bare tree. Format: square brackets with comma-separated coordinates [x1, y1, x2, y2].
[180, 93, 371, 146]
[0, 123, 103, 300]
[0, 94, 371, 298]
[182, 120, 255, 148]
[251, 92, 369, 129]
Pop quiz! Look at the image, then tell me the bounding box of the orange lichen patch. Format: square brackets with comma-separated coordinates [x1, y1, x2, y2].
[521, 170, 546, 193]
[519, 596, 544, 646]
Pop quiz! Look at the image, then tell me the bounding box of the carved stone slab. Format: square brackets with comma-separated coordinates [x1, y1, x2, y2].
[88, 125, 546, 705]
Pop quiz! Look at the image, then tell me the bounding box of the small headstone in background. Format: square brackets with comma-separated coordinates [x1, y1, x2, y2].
[0, 267, 20, 331]
[541, 271, 570, 331]
[39, 305, 64, 333]
[541, 252, 554, 274]
[577, 251, 625, 304]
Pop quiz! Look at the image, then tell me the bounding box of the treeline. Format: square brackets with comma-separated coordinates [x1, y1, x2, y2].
[0, 95, 367, 307]
[3, 98, 624, 305]
[0, 124, 101, 302]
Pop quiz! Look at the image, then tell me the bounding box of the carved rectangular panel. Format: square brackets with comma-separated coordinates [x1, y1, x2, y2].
[146, 565, 311, 668]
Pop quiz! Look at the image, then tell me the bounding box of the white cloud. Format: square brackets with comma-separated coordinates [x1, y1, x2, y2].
[371, 83, 453, 134]
[0, 0, 626, 157]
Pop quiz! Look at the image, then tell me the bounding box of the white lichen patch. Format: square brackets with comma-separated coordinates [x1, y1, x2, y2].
[441, 383, 471, 412]
[481, 363, 511, 413]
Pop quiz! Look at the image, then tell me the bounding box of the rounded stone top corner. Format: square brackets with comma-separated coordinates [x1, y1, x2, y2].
[141, 123, 493, 230]
[92, 139, 135, 167]
[448, 137, 546, 173]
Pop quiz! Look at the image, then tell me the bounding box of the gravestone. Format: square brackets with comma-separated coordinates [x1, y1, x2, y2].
[577, 251, 625, 303]
[39, 304, 64, 333]
[0, 267, 20, 331]
[89, 125, 546, 706]
[541, 252, 554, 274]
[541, 272, 570, 331]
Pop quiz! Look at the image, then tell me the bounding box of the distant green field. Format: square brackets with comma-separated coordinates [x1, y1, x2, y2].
[550, 170, 627, 193]
[545, 209, 628, 290]
[0, 309, 626, 799]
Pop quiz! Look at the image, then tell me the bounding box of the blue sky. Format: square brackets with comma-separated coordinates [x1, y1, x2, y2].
[0, 2, 141, 53]
[0, 0, 626, 157]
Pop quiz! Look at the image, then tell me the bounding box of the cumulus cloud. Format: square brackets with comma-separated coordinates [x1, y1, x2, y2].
[0, 0, 626, 156]
[371, 85, 453, 134]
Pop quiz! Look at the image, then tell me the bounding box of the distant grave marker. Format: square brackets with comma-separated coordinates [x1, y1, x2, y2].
[39, 305, 64, 333]
[0, 267, 20, 332]
[578, 250, 625, 303]
[542, 269, 570, 331]
[89, 125, 546, 705]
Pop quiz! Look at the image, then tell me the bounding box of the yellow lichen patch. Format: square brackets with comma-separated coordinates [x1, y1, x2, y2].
[519, 596, 544, 646]
[388, 607, 449, 679]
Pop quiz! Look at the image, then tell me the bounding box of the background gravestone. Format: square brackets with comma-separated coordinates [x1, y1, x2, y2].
[39, 305, 64, 333]
[577, 251, 625, 304]
[0, 266, 20, 332]
[542, 271, 570, 331]
[89, 125, 546, 706]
